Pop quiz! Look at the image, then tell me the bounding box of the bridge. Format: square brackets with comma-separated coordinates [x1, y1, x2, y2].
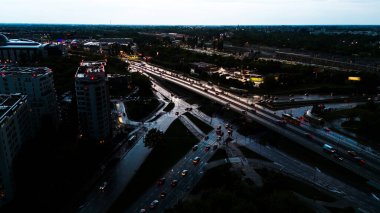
[130, 61, 380, 187]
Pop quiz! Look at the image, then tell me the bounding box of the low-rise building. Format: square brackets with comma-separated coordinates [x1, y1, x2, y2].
[0, 34, 63, 64]
[189, 62, 218, 76]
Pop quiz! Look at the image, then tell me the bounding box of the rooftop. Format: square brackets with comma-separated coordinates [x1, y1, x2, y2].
[0, 66, 52, 78]
[0, 33, 44, 48]
[190, 62, 217, 69]
[75, 61, 107, 80]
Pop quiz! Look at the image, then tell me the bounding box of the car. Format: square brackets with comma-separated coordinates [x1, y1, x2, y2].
[205, 146, 211, 152]
[149, 200, 159, 209]
[333, 153, 343, 161]
[354, 157, 366, 166]
[181, 170, 189, 176]
[175, 112, 179, 116]
[99, 181, 108, 191]
[276, 119, 286, 125]
[160, 192, 167, 199]
[192, 157, 201, 165]
[216, 129, 222, 136]
[323, 127, 331, 132]
[213, 145, 218, 150]
[217, 136, 222, 141]
[347, 151, 358, 157]
[140, 209, 146, 213]
[304, 133, 313, 140]
[204, 135, 209, 140]
[192, 145, 198, 151]
[157, 177, 166, 186]
[171, 179, 178, 187]
[290, 98, 295, 102]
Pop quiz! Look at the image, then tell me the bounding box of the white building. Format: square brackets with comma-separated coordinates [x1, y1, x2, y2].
[0, 94, 31, 206]
[0, 66, 58, 130]
[75, 61, 111, 142]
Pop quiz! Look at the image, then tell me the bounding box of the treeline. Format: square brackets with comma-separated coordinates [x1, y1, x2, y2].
[139, 42, 380, 94]
[2, 24, 380, 58]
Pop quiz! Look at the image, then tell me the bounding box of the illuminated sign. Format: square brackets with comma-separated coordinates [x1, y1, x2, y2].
[250, 77, 264, 83]
[348, 76, 361, 81]
[127, 55, 140, 60]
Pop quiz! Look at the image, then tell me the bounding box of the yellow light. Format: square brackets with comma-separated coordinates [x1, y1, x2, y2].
[274, 76, 279, 81]
[348, 76, 361, 81]
[250, 77, 264, 83]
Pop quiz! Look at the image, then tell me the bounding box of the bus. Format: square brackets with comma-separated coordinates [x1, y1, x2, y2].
[282, 113, 301, 126]
[323, 144, 336, 154]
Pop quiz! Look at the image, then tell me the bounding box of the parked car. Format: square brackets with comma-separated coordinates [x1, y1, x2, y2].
[192, 145, 198, 151]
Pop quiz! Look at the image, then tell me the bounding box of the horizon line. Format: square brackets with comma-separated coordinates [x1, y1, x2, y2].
[1, 23, 380, 27]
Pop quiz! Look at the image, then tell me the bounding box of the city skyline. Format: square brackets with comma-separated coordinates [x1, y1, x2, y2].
[1, 0, 380, 25]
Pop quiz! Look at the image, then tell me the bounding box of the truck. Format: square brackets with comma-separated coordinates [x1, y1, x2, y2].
[323, 144, 336, 154]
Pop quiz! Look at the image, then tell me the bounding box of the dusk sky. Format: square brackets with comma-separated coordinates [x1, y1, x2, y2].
[1, 0, 380, 25]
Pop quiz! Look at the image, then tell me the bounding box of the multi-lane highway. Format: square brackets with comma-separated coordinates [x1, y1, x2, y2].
[126, 126, 218, 212]
[76, 61, 380, 213]
[130, 61, 380, 186]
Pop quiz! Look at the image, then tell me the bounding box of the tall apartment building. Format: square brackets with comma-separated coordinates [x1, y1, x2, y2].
[75, 61, 111, 143]
[0, 66, 58, 130]
[0, 94, 31, 206]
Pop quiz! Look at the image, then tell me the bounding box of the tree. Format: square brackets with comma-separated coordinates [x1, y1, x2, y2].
[144, 128, 164, 148]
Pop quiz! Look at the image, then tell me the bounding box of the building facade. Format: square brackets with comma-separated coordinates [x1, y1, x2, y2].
[0, 34, 63, 64]
[0, 34, 47, 63]
[0, 66, 58, 131]
[0, 94, 31, 206]
[75, 61, 111, 142]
